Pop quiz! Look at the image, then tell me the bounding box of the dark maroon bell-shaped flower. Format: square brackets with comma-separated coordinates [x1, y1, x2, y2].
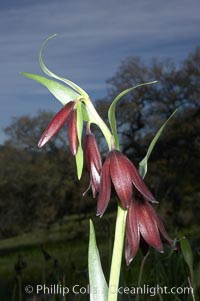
[84, 129, 102, 198]
[125, 196, 174, 265]
[38, 101, 78, 155]
[97, 149, 157, 216]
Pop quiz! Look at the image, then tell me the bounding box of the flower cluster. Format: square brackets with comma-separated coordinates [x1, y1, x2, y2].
[94, 148, 173, 264]
[83, 137, 174, 263]
[38, 101, 173, 265]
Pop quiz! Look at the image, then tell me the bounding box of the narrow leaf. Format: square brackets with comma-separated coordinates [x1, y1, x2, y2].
[75, 101, 84, 179]
[39, 34, 88, 98]
[21, 72, 79, 106]
[108, 81, 157, 149]
[139, 109, 177, 179]
[88, 220, 108, 301]
[180, 236, 194, 282]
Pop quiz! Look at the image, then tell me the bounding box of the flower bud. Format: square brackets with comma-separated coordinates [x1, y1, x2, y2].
[38, 101, 75, 148]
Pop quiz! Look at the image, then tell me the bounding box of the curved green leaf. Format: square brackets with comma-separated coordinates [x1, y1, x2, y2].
[21, 72, 79, 105]
[108, 81, 157, 149]
[39, 34, 88, 98]
[75, 101, 84, 179]
[89, 220, 108, 301]
[139, 109, 177, 179]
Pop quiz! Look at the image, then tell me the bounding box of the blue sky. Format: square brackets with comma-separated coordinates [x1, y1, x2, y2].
[0, 0, 199, 143]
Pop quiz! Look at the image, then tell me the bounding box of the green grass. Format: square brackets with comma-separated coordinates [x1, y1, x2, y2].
[0, 215, 199, 301]
[0, 214, 115, 300]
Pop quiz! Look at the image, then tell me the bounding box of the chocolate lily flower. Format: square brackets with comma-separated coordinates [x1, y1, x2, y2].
[97, 150, 157, 216]
[84, 130, 102, 198]
[38, 101, 78, 155]
[125, 197, 174, 265]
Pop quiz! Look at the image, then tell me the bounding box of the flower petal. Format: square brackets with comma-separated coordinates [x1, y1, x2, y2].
[125, 238, 134, 266]
[137, 200, 163, 252]
[90, 162, 101, 197]
[145, 202, 174, 247]
[38, 101, 75, 148]
[84, 133, 102, 197]
[83, 136, 90, 170]
[125, 201, 140, 264]
[68, 109, 79, 156]
[110, 150, 132, 209]
[97, 156, 111, 217]
[91, 182, 97, 198]
[84, 133, 102, 173]
[124, 156, 157, 204]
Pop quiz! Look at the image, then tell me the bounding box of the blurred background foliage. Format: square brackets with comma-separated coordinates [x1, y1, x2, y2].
[0, 47, 199, 300]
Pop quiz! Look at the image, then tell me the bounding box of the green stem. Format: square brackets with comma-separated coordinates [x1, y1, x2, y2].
[84, 96, 128, 301]
[136, 251, 149, 301]
[62, 275, 66, 301]
[188, 276, 196, 301]
[83, 97, 113, 150]
[108, 205, 127, 301]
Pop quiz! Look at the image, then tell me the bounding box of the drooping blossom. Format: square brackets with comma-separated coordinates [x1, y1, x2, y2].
[97, 149, 157, 216]
[38, 101, 78, 155]
[83, 127, 102, 198]
[125, 195, 174, 265]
